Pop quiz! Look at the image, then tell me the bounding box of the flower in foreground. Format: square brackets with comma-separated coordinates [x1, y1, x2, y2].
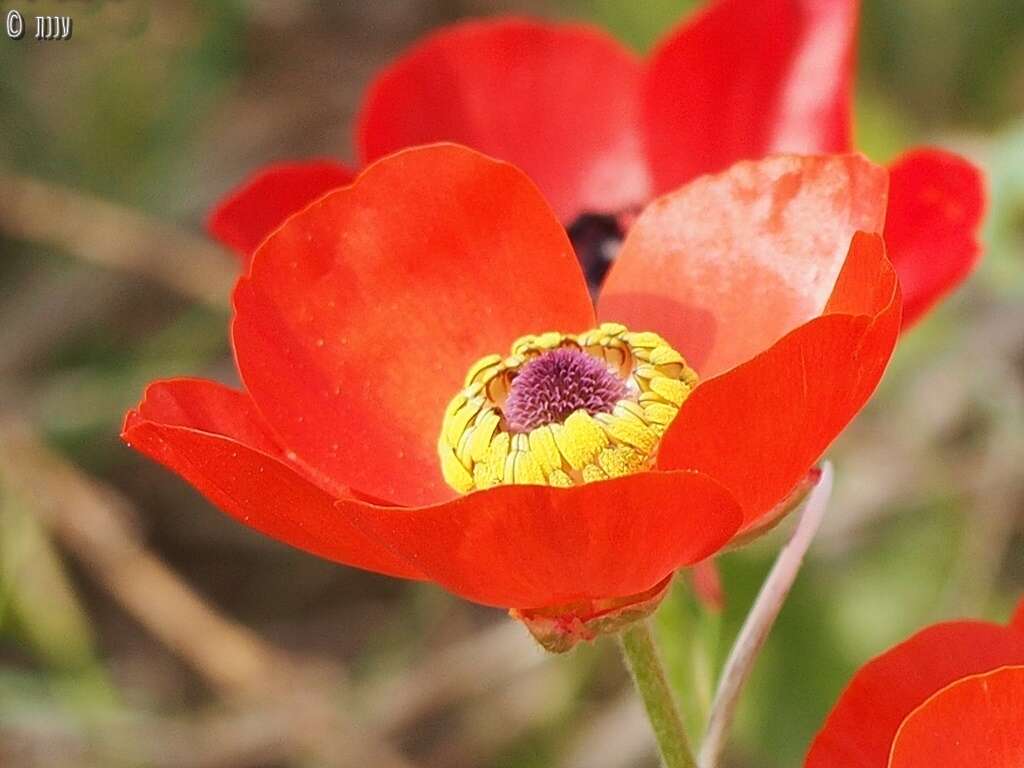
[208, 1, 983, 328]
[805, 599, 1024, 767]
[124, 144, 900, 650]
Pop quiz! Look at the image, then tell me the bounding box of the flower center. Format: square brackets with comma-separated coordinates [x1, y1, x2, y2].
[504, 348, 628, 432]
[568, 213, 624, 297]
[438, 323, 698, 493]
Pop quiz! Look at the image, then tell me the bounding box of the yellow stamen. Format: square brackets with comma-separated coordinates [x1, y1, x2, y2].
[437, 323, 698, 492]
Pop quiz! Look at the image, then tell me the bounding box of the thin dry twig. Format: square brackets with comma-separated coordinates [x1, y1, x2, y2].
[0, 420, 419, 768]
[0, 174, 235, 310]
[698, 463, 835, 768]
[0, 420, 281, 699]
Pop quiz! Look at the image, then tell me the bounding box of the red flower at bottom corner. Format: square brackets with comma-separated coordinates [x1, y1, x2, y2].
[805, 600, 1024, 767]
[124, 143, 901, 650]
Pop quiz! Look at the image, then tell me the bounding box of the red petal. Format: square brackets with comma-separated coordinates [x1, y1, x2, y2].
[232, 144, 595, 508]
[884, 148, 985, 328]
[1013, 598, 1024, 633]
[805, 620, 1024, 768]
[338, 470, 742, 610]
[122, 380, 421, 579]
[125, 377, 283, 457]
[642, 0, 856, 192]
[658, 233, 900, 529]
[888, 666, 1024, 768]
[599, 154, 888, 378]
[207, 160, 355, 264]
[356, 18, 650, 223]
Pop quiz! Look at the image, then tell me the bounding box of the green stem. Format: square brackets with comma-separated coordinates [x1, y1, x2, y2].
[619, 620, 697, 768]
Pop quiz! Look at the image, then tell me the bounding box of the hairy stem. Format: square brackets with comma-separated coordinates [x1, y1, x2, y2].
[619, 620, 697, 768]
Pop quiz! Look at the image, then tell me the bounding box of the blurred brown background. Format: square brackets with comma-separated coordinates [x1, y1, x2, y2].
[1, 1, 1023, 766]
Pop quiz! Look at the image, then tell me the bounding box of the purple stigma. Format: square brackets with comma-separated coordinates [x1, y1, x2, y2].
[504, 348, 627, 432]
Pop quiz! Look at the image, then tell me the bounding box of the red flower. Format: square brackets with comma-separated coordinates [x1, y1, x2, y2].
[125, 144, 899, 649]
[208, 2, 983, 328]
[805, 599, 1024, 767]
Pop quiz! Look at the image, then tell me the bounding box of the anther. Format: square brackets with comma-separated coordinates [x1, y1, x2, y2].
[438, 323, 698, 493]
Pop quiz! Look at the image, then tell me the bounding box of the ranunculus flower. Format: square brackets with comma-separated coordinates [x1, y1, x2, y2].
[125, 144, 900, 650]
[208, 1, 982, 328]
[806, 599, 1024, 767]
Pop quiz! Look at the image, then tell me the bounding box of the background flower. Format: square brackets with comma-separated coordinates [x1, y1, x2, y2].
[210, 1, 983, 328]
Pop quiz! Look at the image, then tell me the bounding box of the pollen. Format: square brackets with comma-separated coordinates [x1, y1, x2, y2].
[438, 323, 698, 493]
